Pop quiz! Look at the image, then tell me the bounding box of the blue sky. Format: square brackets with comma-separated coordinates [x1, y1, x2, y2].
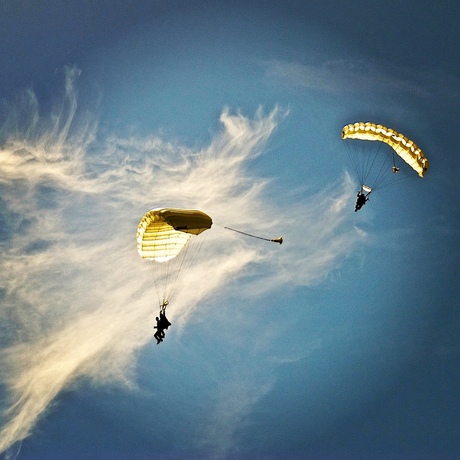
[0, 1, 459, 459]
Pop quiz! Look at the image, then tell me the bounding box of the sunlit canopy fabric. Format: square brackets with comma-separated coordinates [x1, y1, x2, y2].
[136, 208, 213, 262]
[342, 122, 429, 177]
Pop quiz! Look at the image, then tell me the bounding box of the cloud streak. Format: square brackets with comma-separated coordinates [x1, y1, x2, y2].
[0, 69, 361, 454]
[264, 58, 460, 104]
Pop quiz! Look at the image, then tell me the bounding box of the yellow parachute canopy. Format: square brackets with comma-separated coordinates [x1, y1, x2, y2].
[137, 208, 213, 262]
[342, 122, 429, 177]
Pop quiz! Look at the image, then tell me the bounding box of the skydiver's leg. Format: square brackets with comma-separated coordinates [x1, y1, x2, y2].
[154, 330, 163, 343]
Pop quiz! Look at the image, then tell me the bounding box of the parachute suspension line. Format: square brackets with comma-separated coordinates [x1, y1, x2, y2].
[148, 261, 164, 310]
[346, 139, 410, 192]
[161, 237, 189, 306]
[372, 160, 413, 191]
[345, 139, 374, 188]
[368, 142, 390, 190]
[372, 145, 411, 191]
[163, 230, 208, 306]
[345, 141, 355, 180]
[163, 244, 187, 305]
[216, 224, 283, 244]
[362, 138, 378, 184]
[160, 301, 169, 314]
[361, 138, 378, 185]
[146, 234, 193, 310]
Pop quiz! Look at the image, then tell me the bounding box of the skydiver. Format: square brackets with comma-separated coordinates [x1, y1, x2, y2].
[153, 317, 165, 344]
[159, 311, 171, 331]
[153, 311, 172, 344]
[354, 190, 369, 212]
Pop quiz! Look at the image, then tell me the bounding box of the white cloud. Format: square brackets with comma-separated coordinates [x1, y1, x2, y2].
[0, 70, 361, 454]
[264, 59, 460, 103]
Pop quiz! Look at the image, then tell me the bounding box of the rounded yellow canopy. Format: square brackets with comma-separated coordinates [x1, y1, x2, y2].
[136, 208, 213, 262]
[342, 122, 429, 177]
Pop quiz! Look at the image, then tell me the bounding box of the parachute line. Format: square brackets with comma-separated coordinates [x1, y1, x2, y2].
[165, 230, 208, 306]
[344, 135, 417, 192]
[137, 208, 213, 310]
[218, 224, 283, 244]
[153, 230, 208, 309]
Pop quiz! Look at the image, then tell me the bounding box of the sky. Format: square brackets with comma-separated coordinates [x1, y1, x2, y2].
[0, 1, 459, 459]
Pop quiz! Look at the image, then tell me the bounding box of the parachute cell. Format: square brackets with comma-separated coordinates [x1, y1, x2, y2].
[137, 208, 212, 261]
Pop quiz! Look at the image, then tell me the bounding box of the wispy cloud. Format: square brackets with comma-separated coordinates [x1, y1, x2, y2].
[0, 68, 361, 454]
[196, 331, 327, 459]
[264, 59, 460, 103]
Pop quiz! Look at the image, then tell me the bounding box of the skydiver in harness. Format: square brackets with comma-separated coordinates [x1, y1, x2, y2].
[153, 302, 172, 344]
[355, 189, 370, 212]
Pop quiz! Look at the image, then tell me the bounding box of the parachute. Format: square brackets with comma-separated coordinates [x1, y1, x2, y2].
[137, 207, 283, 313]
[342, 122, 429, 193]
[136, 208, 212, 308]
